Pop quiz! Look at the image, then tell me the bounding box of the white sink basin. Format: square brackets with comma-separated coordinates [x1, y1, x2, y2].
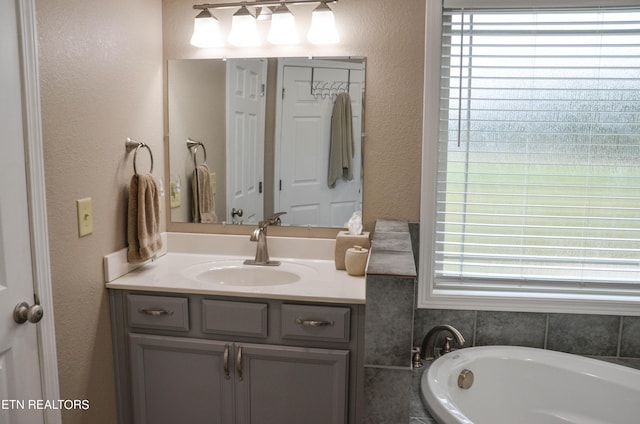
[182, 260, 317, 287]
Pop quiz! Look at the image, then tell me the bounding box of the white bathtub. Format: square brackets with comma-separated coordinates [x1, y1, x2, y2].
[421, 346, 640, 424]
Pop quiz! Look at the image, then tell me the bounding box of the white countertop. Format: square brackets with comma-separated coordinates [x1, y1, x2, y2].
[104, 233, 366, 304]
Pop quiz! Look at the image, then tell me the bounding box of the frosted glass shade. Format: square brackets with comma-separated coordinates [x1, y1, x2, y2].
[267, 5, 299, 45]
[228, 6, 261, 47]
[190, 9, 223, 48]
[307, 3, 339, 45]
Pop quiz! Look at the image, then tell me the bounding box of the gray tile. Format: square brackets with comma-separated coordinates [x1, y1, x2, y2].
[476, 311, 546, 348]
[372, 232, 413, 252]
[410, 418, 438, 424]
[547, 314, 620, 356]
[367, 249, 417, 277]
[597, 356, 640, 370]
[375, 219, 410, 233]
[413, 309, 476, 349]
[365, 275, 415, 367]
[364, 367, 411, 424]
[621, 316, 640, 358]
[410, 367, 429, 419]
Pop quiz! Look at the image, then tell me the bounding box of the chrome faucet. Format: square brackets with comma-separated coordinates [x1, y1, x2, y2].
[420, 324, 466, 361]
[244, 212, 287, 266]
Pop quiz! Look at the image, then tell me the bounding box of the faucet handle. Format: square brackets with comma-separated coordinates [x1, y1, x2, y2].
[263, 211, 287, 227]
[442, 336, 453, 354]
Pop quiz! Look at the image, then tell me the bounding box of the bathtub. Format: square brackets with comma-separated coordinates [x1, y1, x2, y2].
[420, 346, 640, 424]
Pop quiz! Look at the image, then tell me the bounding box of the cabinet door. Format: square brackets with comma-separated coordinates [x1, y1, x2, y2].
[235, 343, 349, 424]
[129, 334, 234, 424]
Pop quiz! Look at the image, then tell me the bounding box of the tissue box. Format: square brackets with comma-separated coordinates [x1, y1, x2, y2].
[334, 231, 371, 270]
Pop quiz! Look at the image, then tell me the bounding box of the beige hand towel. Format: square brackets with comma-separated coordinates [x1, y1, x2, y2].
[127, 174, 162, 263]
[328, 92, 354, 188]
[191, 164, 217, 223]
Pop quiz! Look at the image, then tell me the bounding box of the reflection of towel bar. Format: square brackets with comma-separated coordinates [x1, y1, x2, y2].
[125, 137, 154, 175]
[186, 138, 207, 169]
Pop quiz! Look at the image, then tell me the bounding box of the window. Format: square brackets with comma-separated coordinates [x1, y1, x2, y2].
[419, 0, 640, 314]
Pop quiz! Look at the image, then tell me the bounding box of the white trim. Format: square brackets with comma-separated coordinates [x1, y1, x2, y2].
[443, 0, 640, 8]
[18, 0, 61, 422]
[418, 0, 640, 316]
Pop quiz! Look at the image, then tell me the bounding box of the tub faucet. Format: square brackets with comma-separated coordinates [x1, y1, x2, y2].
[420, 324, 466, 361]
[244, 212, 286, 266]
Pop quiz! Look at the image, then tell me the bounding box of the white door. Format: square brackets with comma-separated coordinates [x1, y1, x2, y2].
[226, 59, 266, 224]
[276, 62, 364, 227]
[0, 0, 46, 422]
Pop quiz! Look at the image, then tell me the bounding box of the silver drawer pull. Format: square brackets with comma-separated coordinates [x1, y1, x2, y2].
[138, 308, 174, 317]
[237, 346, 243, 381]
[295, 318, 334, 327]
[223, 344, 230, 380]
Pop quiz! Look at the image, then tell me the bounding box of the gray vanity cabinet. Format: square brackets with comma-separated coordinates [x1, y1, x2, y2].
[109, 290, 364, 424]
[128, 334, 233, 423]
[234, 343, 349, 424]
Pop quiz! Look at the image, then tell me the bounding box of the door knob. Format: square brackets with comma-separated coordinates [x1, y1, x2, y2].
[14, 296, 43, 324]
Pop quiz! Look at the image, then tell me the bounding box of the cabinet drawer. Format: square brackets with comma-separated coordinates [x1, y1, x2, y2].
[202, 299, 268, 337]
[281, 304, 350, 343]
[127, 294, 189, 331]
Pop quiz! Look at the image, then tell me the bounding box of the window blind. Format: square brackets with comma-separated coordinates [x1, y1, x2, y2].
[435, 5, 640, 294]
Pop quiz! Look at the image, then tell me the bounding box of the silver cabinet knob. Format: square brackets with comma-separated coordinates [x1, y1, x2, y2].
[231, 208, 243, 218]
[14, 300, 44, 324]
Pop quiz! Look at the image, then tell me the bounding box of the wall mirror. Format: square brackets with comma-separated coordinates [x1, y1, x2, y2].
[167, 56, 365, 228]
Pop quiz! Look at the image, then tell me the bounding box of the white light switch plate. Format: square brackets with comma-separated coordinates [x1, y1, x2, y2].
[77, 197, 93, 237]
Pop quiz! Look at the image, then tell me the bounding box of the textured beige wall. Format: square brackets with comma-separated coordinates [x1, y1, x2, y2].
[36, 0, 423, 421]
[36, 0, 163, 422]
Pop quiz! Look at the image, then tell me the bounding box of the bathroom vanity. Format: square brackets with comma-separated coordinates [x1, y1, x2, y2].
[106, 234, 366, 424]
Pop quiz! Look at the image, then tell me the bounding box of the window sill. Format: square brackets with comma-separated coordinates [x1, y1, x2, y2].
[418, 284, 640, 316]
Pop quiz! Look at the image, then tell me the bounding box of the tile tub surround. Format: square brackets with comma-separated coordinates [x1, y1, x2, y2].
[363, 220, 640, 424]
[364, 220, 417, 423]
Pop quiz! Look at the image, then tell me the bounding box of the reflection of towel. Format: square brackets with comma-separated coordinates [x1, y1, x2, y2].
[127, 174, 162, 263]
[328, 92, 354, 188]
[191, 164, 217, 223]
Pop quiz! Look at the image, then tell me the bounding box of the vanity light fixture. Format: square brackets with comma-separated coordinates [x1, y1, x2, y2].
[267, 4, 299, 45]
[228, 5, 261, 46]
[256, 6, 273, 21]
[190, 8, 223, 48]
[191, 0, 339, 47]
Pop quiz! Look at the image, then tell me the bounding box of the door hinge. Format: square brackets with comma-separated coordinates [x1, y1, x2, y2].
[282, 88, 285, 99]
[259, 181, 263, 194]
[261, 83, 265, 97]
[279, 179, 282, 191]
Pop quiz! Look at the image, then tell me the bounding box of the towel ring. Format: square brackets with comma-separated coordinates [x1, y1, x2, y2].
[186, 138, 207, 168]
[125, 138, 154, 175]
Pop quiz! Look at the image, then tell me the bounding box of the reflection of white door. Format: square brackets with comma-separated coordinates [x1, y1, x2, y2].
[1, 1, 59, 423]
[275, 60, 364, 227]
[226, 59, 266, 224]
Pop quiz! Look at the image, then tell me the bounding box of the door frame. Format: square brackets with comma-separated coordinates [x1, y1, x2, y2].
[17, 0, 61, 422]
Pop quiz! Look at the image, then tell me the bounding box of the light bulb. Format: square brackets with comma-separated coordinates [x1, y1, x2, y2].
[308, 2, 339, 45]
[190, 9, 223, 48]
[228, 6, 261, 47]
[268, 4, 299, 45]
